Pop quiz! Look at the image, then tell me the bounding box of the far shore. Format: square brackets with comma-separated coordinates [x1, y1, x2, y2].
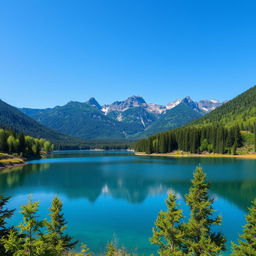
[135, 152, 256, 159]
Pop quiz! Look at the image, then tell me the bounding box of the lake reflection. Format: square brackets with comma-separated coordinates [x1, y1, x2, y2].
[0, 151, 256, 255]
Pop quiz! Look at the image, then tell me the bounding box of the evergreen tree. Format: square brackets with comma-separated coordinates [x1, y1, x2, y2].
[3, 196, 46, 256]
[0, 129, 8, 152]
[0, 195, 14, 256]
[232, 200, 256, 255]
[105, 242, 130, 256]
[150, 192, 185, 255]
[254, 122, 256, 152]
[199, 139, 209, 153]
[18, 133, 26, 154]
[44, 197, 77, 256]
[106, 242, 117, 256]
[185, 167, 225, 255]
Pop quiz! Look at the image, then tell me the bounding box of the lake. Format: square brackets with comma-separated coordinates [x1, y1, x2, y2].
[0, 150, 256, 255]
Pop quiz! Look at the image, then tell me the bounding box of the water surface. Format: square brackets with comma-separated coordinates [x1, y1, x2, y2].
[0, 150, 256, 255]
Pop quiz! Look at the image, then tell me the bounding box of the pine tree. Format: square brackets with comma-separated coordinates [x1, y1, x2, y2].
[185, 167, 225, 255]
[0, 195, 14, 256]
[150, 192, 185, 255]
[44, 196, 77, 256]
[3, 196, 46, 256]
[106, 242, 117, 256]
[254, 122, 256, 152]
[17, 133, 25, 154]
[232, 200, 256, 255]
[0, 129, 8, 152]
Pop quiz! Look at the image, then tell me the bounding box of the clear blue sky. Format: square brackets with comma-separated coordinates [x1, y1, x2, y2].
[0, 0, 255, 108]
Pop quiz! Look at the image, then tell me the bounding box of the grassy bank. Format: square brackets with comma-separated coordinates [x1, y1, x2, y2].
[135, 151, 256, 159]
[0, 153, 25, 169]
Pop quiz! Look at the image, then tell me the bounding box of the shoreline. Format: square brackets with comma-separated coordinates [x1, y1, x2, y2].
[0, 153, 26, 170]
[0, 161, 26, 170]
[135, 152, 256, 159]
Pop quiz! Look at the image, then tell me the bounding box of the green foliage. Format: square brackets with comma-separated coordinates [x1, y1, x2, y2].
[118, 107, 157, 135]
[150, 192, 186, 255]
[0, 99, 76, 145]
[199, 139, 209, 152]
[2, 167, 256, 256]
[232, 200, 256, 255]
[254, 122, 256, 152]
[134, 125, 242, 155]
[21, 101, 126, 140]
[191, 85, 256, 131]
[185, 167, 225, 255]
[44, 197, 77, 256]
[151, 168, 225, 256]
[21, 99, 204, 141]
[134, 86, 256, 155]
[105, 242, 116, 256]
[1, 196, 79, 256]
[0, 128, 53, 157]
[105, 242, 130, 256]
[0, 195, 14, 256]
[3, 196, 46, 256]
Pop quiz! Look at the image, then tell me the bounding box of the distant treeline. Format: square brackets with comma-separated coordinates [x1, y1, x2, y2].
[56, 144, 130, 150]
[55, 139, 133, 151]
[134, 125, 245, 154]
[0, 128, 53, 157]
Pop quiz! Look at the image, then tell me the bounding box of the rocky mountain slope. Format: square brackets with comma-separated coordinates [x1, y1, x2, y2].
[20, 96, 222, 140]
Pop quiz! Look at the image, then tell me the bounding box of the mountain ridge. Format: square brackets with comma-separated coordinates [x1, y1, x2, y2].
[133, 85, 256, 155]
[0, 99, 80, 145]
[19, 95, 222, 140]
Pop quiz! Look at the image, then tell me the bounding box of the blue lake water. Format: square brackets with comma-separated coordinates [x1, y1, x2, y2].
[0, 150, 256, 255]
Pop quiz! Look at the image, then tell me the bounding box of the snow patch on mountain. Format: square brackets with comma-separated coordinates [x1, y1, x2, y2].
[166, 99, 182, 110]
[86, 95, 222, 117]
[145, 104, 166, 114]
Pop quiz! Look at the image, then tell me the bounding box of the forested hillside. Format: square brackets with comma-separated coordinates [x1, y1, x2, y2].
[134, 86, 256, 154]
[134, 102, 203, 138]
[22, 101, 126, 139]
[190, 85, 256, 131]
[134, 125, 244, 154]
[0, 99, 82, 145]
[20, 96, 220, 140]
[0, 128, 53, 158]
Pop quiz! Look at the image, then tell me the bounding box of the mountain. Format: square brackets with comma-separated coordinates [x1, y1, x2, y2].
[21, 101, 125, 140]
[19, 95, 222, 140]
[134, 101, 203, 138]
[102, 96, 147, 114]
[190, 85, 256, 130]
[0, 99, 76, 144]
[134, 85, 256, 155]
[167, 97, 221, 113]
[86, 97, 102, 110]
[197, 99, 222, 112]
[117, 107, 157, 135]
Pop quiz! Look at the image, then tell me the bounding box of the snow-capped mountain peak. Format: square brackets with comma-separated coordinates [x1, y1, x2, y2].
[87, 95, 222, 116]
[166, 99, 182, 110]
[197, 99, 222, 112]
